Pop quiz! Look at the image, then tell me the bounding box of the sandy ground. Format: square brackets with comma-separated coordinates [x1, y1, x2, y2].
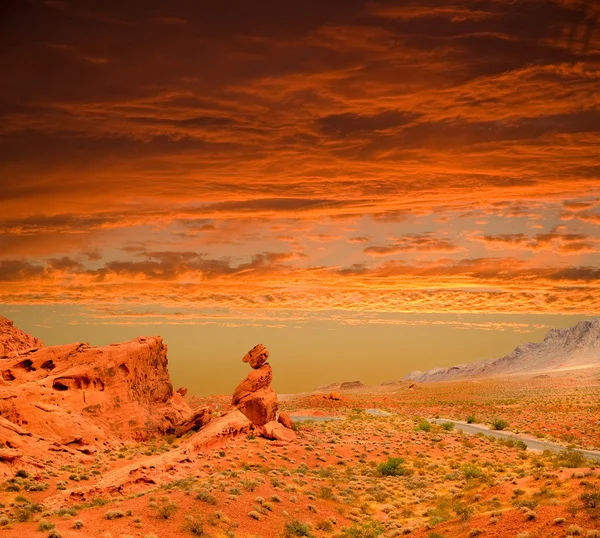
[1, 368, 600, 537]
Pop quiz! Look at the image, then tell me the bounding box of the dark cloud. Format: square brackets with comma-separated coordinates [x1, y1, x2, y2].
[316, 110, 420, 137]
[1, 0, 599, 320]
[364, 233, 459, 256]
[91, 250, 302, 281]
[0, 260, 44, 281]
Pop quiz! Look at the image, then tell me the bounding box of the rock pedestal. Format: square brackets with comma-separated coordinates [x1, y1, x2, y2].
[232, 344, 295, 441]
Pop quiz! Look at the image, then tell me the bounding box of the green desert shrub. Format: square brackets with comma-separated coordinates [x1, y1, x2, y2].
[284, 519, 314, 537]
[553, 449, 586, 468]
[377, 457, 410, 477]
[37, 520, 55, 531]
[340, 520, 385, 538]
[156, 502, 178, 519]
[195, 491, 216, 505]
[184, 515, 205, 536]
[491, 419, 509, 431]
[415, 419, 432, 432]
[581, 492, 600, 508]
[462, 463, 483, 479]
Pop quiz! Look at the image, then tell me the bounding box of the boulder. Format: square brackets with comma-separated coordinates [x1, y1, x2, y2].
[241, 344, 269, 369]
[327, 392, 341, 400]
[176, 387, 188, 397]
[277, 411, 294, 429]
[235, 387, 278, 427]
[175, 406, 213, 435]
[0, 448, 23, 463]
[232, 364, 272, 403]
[192, 408, 251, 451]
[262, 421, 296, 442]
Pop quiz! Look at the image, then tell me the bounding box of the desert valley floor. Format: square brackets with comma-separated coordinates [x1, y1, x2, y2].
[2, 364, 600, 538]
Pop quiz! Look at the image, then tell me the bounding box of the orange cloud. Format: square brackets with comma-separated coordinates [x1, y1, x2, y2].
[364, 234, 460, 256]
[1, 0, 599, 328]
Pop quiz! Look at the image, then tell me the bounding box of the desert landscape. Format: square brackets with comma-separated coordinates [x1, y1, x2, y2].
[2, 1, 600, 537]
[1, 317, 599, 538]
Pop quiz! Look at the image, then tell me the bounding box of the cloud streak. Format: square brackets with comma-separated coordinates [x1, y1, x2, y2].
[0, 0, 599, 328]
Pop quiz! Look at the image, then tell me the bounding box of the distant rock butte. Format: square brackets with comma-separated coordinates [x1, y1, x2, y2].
[315, 380, 366, 392]
[340, 381, 365, 390]
[404, 320, 600, 383]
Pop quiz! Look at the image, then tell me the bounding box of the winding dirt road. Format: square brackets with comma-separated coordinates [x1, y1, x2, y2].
[431, 418, 600, 461]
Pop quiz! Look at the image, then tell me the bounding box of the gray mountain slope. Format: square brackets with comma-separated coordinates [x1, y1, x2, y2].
[404, 320, 600, 383]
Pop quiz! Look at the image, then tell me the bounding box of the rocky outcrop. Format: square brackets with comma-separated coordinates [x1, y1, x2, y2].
[192, 408, 251, 451]
[0, 322, 294, 483]
[0, 320, 194, 445]
[262, 420, 295, 442]
[278, 411, 294, 429]
[242, 344, 269, 369]
[340, 381, 365, 390]
[404, 320, 600, 383]
[175, 405, 213, 436]
[314, 380, 366, 392]
[232, 344, 278, 428]
[0, 317, 43, 357]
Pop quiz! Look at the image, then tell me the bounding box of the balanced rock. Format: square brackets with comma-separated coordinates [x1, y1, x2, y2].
[242, 344, 269, 369]
[232, 346, 278, 427]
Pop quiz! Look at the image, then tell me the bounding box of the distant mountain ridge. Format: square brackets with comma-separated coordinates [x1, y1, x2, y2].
[404, 320, 600, 383]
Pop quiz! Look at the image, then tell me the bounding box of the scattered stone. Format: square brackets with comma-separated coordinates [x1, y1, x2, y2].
[262, 421, 296, 442]
[277, 411, 294, 429]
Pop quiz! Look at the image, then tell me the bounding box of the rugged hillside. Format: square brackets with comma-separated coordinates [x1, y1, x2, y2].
[404, 320, 600, 383]
[0, 317, 43, 357]
[0, 335, 197, 446]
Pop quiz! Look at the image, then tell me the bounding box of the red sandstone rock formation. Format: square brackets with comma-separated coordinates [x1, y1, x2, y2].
[231, 344, 296, 441]
[0, 321, 201, 447]
[242, 344, 269, 369]
[0, 322, 293, 484]
[232, 346, 278, 427]
[0, 317, 43, 357]
[278, 410, 294, 429]
[262, 420, 296, 442]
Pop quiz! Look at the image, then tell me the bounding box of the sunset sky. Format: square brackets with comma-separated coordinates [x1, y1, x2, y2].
[1, 0, 599, 395]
